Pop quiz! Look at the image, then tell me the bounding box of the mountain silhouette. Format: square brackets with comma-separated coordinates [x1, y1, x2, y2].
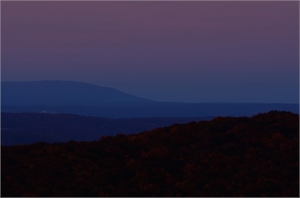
[1, 81, 155, 106]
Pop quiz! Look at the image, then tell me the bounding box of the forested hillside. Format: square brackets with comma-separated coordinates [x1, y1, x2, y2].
[1, 111, 299, 196]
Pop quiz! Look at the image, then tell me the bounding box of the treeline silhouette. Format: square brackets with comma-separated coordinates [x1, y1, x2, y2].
[1, 111, 299, 196]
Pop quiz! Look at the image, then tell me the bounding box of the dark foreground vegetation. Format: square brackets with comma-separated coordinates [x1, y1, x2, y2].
[1, 111, 299, 196]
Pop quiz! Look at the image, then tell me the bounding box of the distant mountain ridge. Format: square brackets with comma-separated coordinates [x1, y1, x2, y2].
[2, 80, 298, 118]
[1, 81, 155, 106]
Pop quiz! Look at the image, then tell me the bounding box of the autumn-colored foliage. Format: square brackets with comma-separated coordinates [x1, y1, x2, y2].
[1, 111, 299, 196]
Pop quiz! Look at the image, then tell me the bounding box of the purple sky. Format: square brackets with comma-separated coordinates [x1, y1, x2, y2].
[2, 1, 299, 103]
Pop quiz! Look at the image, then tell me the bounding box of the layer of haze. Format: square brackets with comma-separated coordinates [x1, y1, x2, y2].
[2, 1, 299, 103]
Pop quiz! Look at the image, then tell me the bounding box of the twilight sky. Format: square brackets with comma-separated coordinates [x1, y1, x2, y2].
[2, 1, 299, 103]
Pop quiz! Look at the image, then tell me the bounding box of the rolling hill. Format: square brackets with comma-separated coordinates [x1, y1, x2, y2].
[1, 112, 212, 146]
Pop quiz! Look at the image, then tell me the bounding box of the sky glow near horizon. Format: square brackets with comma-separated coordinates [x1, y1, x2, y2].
[1, 1, 299, 103]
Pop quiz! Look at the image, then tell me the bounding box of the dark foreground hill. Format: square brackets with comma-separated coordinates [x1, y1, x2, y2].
[1, 111, 299, 196]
